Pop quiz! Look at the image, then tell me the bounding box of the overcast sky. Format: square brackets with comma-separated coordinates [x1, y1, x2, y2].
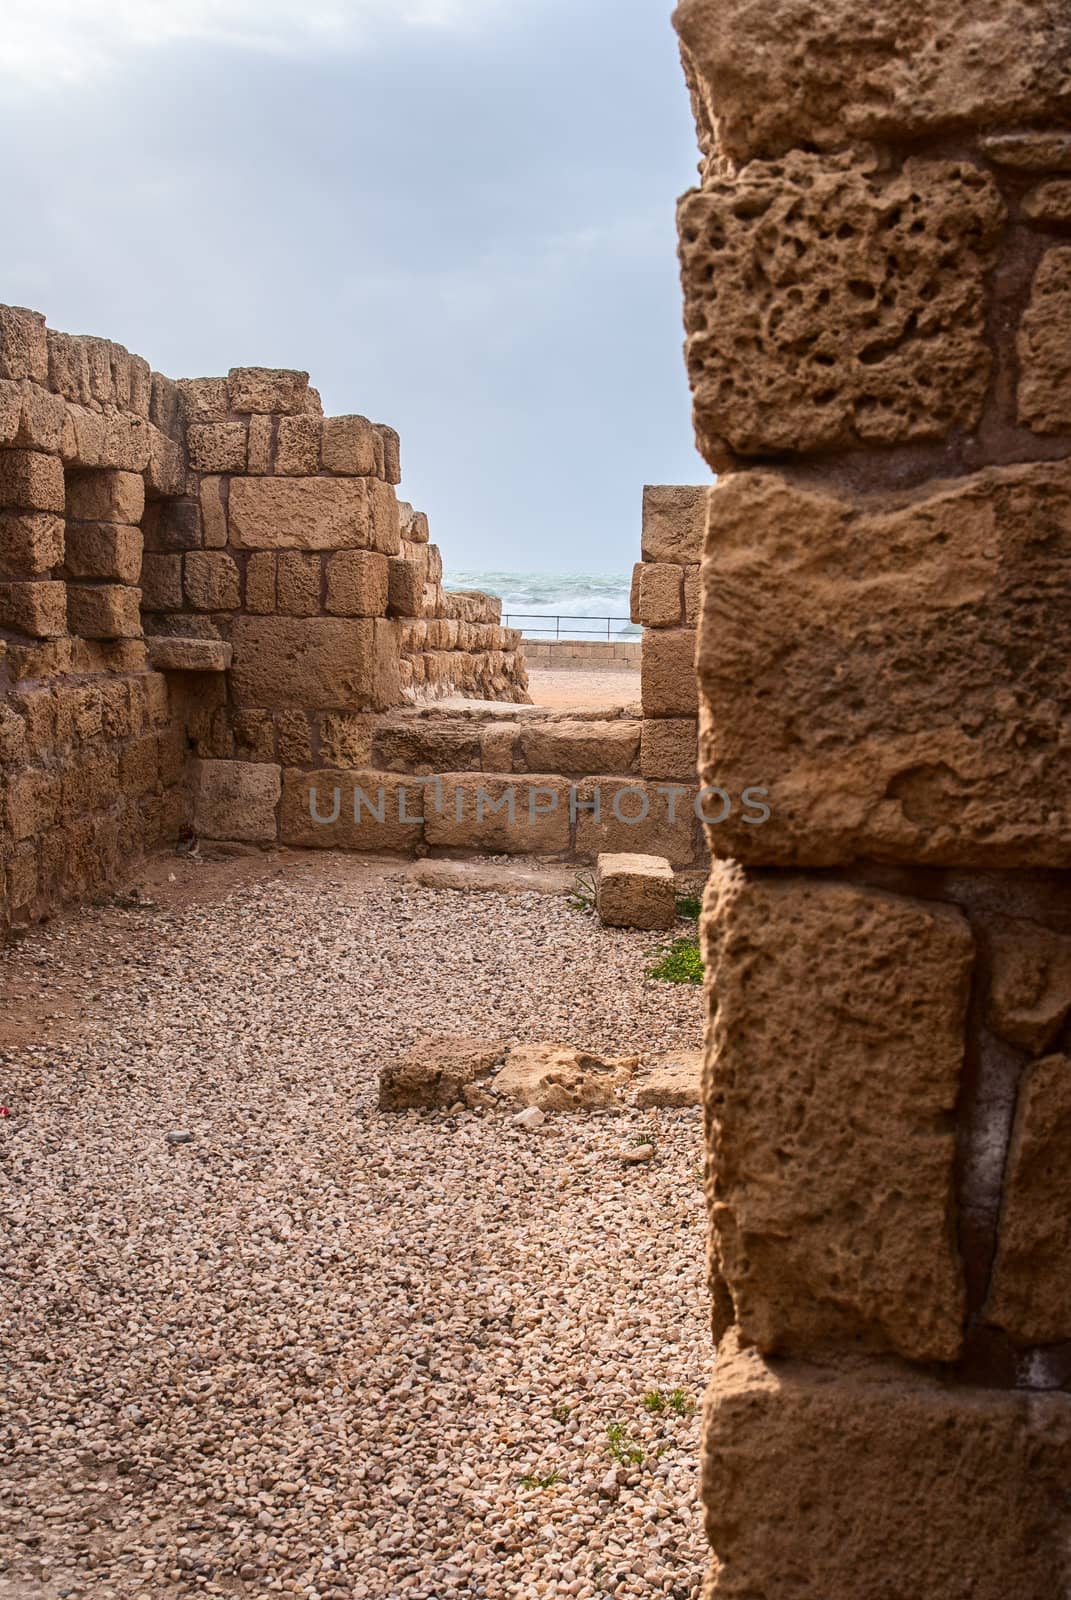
[2, 0, 707, 572]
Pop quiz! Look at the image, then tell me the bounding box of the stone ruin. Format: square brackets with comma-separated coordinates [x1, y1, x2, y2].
[674, 0, 1071, 1592]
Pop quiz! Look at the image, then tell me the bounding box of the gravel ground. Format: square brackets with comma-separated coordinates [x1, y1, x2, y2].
[0, 855, 709, 1600]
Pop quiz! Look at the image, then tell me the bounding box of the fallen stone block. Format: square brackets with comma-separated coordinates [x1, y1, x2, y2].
[632, 1049, 703, 1108]
[378, 1036, 509, 1111]
[491, 1044, 638, 1112]
[596, 852, 676, 931]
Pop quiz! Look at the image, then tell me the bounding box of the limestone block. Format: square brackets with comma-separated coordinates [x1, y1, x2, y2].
[640, 718, 698, 783]
[641, 628, 697, 718]
[0, 307, 48, 383]
[480, 723, 520, 773]
[183, 550, 241, 612]
[187, 421, 247, 475]
[425, 774, 572, 855]
[150, 372, 182, 435]
[325, 549, 389, 617]
[67, 584, 142, 641]
[277, 711, 312, 766]
[402, 506, 429, 544]
[491, 1045, 637, 1112]
[64, 523, 143, 584]
[374, 423, 401, 484]
[679, 154, 1003, 466]
[369, 479, 401, 556]
[66, 468, 144, 525]
[275, 415, 321, 476]
[573, 778, 700, 867]
[102, 413, 151, 473]
[0, 450, 65, 514]
[5, 768, 61, 841]
[378, 1037, 509, 1112]
[232, 710, 276, 762]
[16, 381, 65, 452]
[230, 616, 376, 710]
[674, 0, 1071, 162]
[319, 713, 375, 768]
[987, 1054, 1071, 1345]
[177, 377, 229, 422]
[373, 616, 401, 709]
[275, 550, 321, 616]
[373, 720, 483, 774]
[698, 464, 1071, 867]
[595, 852, 675, 930]
[0, 512, 64, 577]
[641, 486, 707, 565]
[986, 919, 1071, 1054]
[145, 427, 185, 497]
[59, 746, 120, 817]
[700, 1333, 1071, 1600]
[141, 496, 201, 554]
[704, 870, 971, 1361]
[227, 367, 309, 414]
[321, 414, 377, 477]
[632, 1050, 702, 1109]
[60, 405, 104, 469]
[638, 564, 683, 627]
[199, 476, 227, 548]
[228, 477, 371, 550]
[244, 551, 276, 613]
[146, 637, 231, 673]
[279, 767, 425, 852]
[119, 733, 159, 796]
[246, 414, 273, 475]
[1023, 180, 1071, 225]
[192, 759, 281, 843]
[0, 580, 67, 638]
[518, 720, 640, 776]
[1018, 247, 1071, 433]
[387, 556, 423, 618]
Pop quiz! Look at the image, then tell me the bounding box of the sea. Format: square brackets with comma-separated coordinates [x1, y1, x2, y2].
[444, 571, 638, 642]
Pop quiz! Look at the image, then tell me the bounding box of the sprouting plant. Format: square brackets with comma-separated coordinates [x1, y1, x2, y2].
[643, 1390, 666, 1415]
[676, 894, 702, 920]
[568, 871, 597, 914]
[520, 1470, 560, 1490]
[649, 937, 704, 985]
[606, 1421, 644, 1466]
[668, 1389, 694, 1416]
[552, 1401, 571, 1424]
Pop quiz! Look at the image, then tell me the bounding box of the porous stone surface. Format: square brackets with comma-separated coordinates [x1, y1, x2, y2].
[596, 852, 676, 931]
[1018, 246, 1071, 433]
[230, 617, 377, 710]
[146, 637, 231, 673]
[678, 154, 1004, 464]
[674, 0, 1071, 161]
[701, 1333, 1071, 1599]
[986, 918, 1071, 1053]
[697, 464, 1071, 866]
[278, 768, 426, 853]
[517, 719, 640, 776]
[228, 477, 374, 551]
[986, 1054, 1071, 1346]
[491, 1043, 638, 1112]
[641, 487, 707, 566]
[632, 1049, 703, 1109]
[192, 758, 281, 843]
[424, 775, 572, 856]
[378, 1035, 508, 1111]
[703, 869, 972, 1362]
[640, 718, 698, 783]
[641, 629, 697, 719]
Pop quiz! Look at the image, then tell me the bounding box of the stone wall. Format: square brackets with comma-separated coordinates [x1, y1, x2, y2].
[674, 2, 1071, 1593]
[632, 486, 703, 786]
[0, 306, 526, 934]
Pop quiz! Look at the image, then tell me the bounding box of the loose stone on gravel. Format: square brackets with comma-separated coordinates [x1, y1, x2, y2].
[0, 854, 708, 1600]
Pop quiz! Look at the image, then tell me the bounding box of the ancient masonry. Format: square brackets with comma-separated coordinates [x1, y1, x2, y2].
[674, 0, 1071, 1593]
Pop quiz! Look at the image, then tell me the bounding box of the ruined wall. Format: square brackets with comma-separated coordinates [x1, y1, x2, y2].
[674, 1, 1071, 1593]
[632, 486, 702, 785]
[0, 306, 526, 934]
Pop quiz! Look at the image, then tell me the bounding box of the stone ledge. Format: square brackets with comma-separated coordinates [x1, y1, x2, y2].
[147, 637, 232, 673]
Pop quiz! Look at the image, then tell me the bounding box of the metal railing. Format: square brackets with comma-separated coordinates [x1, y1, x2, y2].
[502, 612, 636, 640]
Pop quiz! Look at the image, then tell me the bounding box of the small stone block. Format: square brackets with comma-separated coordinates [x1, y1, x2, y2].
[595, 852, 676, 930]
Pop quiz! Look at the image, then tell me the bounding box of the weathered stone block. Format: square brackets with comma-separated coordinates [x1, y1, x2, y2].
[1023, 179, 1071, 225]
[638, 563, 683, 627]
[244, 551, 276, 613]
[6, 768, 61, 840]
[640, 718, 698, 783]
[641, 487, 707, 565]
[67, 583, 142, 640]
[674, 0, 1071, 161]
[326, 549, 389, 617]
[369, 479, 401, 556]
[276, 711, 312, 766]
[987, 1054, 1071, 1346]
[146, 637, 231, 673]
[0, 580, 67, 638]
[228, 477, 371, 550]
[518, 720, 640, 776]
[679, 154, 1003, 465]
[700, 1333, 1071, 1600]
[378, 1037, 508, 1112]
[1018, 247, 1071, 433]
[178, 377, 229, 422]
[372, 720, 483, 775]
[16, 381, 65, 452]
[66, 468, 145, 525]
[64, 523, 142, 584]
[0, 450, 65, 514]
[319, 713, 375, 768]
[641, 628, 697, 718]
[374, 423, 401, 484]
[683, 565, 700, 627]
[246, 414, 273, 475]
[986, 918, 1071, 1054]
[183, 550, 241, 612]
[425, 774, 572, 855]
[187, 421, 247, 474]
[279, 768, 425, 852]
[387, 556, 424, 618]
[227, 367, 309, 414]
[276, 550, 321, 616]
[573, 778, 700, 867]
[230, 616, 376, 709]
[141, 496, 201, 554]
[698, 464, 1071, 867]
[596, 852, 676, 930]
[192, 759, 281, 843]
[199, 476, 227, 548]
[0, 511, 64, 577]
[321, 414, 377, 477]
[274, 415, 321, 476]
[704, 870, 971, 1361]
[145, 426, 185, 497]
[119, 733, 159, 796]
[0, 306, 48, 383]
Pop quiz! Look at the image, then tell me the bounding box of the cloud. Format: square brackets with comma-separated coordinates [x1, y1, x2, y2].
[1, 0, 507, 84]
